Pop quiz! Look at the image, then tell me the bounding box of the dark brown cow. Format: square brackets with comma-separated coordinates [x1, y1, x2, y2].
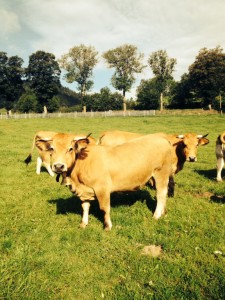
[37, 133, 174, 230]
[216, 131, 225, 181]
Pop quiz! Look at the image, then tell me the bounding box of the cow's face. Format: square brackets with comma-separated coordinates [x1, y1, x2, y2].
[36, 133, 89, 174]
[177, 133, 209, 162]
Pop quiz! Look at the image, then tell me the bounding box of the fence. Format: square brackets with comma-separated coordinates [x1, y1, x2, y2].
[0, 110, 156, 120]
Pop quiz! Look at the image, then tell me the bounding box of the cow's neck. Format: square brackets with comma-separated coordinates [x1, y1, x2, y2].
[175, 142, 186, 173]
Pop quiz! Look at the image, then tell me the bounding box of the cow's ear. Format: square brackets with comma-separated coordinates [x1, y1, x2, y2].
[35, 139, 52, 151]
[198, 134, 209, 146]
[75, 138, 90, 154]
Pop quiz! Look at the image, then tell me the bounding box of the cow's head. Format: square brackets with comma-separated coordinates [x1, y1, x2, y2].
[176, 133, 209, 162]
[35, 133, 91, 174]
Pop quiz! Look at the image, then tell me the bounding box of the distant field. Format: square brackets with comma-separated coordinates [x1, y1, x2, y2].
[0, 115, 225, 299]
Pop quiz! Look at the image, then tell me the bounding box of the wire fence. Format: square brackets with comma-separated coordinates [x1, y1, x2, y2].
[0, 110, 156, 120]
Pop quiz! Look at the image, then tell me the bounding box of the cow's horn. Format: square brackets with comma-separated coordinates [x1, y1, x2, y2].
[36, 138, 53, 142]
[86, 133, 92, 138]
[197, 133, 208, 139]
[220, 132, 225, 144]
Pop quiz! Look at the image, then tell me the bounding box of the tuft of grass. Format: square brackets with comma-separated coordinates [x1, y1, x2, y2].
[0, 114, 225, 299]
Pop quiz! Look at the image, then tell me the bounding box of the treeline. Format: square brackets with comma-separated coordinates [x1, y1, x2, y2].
[0, 44, 225, 113]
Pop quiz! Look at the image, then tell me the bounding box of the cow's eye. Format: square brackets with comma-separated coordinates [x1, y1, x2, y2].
[48, 146, 54, 151]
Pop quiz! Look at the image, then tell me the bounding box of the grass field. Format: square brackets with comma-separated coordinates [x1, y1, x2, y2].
[0, 114, 225, 299]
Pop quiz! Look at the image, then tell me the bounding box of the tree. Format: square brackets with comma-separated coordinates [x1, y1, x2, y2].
[148, 50, 176, 111]
[136, 78, 161, 110]
[0, 52, 24, 111]
[26, 51, 61, 112]
[59, 44, 98, 108]
[103, 44, 145, 111]
[188, 46, 225, 110]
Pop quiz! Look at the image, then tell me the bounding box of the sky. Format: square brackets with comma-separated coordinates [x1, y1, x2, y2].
[1, 0, 225, 98]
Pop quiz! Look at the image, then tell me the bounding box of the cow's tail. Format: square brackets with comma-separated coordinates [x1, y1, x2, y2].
[24, 154, 32, 165]
[24, 134, 36, 165]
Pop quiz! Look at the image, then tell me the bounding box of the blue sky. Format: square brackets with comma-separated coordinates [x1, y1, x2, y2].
[1, 0, 225, 98]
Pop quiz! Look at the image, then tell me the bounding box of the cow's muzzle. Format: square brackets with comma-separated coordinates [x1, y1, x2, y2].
[188, 156, 197, 162]
[53, 163, 67, 173]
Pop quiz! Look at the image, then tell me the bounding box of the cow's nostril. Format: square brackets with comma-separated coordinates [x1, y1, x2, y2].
[54, 163, 65, 172]
[189, 157, 196, 162]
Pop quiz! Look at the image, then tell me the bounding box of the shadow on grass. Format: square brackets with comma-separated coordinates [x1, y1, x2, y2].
[210, 195, 225, 204]
[48, 189, 156, 224]
[194, 168, 216, 180]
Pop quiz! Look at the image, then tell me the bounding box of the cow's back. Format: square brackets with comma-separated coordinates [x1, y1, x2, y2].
[98, 130, 143, 146]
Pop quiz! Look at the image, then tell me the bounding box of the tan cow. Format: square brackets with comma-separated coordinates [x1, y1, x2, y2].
[24, 131, 57, 176]
[24, 131, 96, 177]
[216, 131, 225, 181]
[99, 130, 209, 174]
[37, 133, 174, 230]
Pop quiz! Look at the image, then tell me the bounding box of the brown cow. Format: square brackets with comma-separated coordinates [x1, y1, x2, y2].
[37, 133, 174, 230]
[24, 131, 96, 177]
[216, 131, 225, 181]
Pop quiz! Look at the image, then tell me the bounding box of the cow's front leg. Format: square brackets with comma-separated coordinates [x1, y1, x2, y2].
[43, 162, 55, 177]
[216, 157, 224, 182]
[80, 201, 90, 228]
[168, 175, 175, 197]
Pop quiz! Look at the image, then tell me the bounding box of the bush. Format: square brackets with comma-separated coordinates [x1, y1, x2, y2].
[16, 92, 38, 112]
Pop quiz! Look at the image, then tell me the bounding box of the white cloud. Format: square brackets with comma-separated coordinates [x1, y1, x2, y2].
[1, 0, 225, 92]
[0, 8, 20, 35]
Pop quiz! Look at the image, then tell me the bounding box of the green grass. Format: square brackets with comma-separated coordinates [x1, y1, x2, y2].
[0, 114, 225, 299]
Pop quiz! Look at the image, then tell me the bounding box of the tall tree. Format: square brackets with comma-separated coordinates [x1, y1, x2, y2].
[103, 44, 145, 111]
[59, 44, 98, 108]
[26, 51, 61, 112]
[188, 46, 225, 110]
[0, 52, 24, 111]
[148, 50, 176, 111]
[0, 52, 8, 109]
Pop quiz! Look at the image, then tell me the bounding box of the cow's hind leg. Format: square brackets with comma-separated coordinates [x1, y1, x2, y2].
[95, 188, 112, 231]
[153, 172, 169, 220]
[80, 201, 90, 228]
[36, 156, 42, 175]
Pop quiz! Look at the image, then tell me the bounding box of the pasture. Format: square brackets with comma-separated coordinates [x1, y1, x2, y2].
[0, 114, 225, 299]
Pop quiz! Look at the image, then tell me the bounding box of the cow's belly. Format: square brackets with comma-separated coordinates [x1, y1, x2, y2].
[111, 171, 152, 192]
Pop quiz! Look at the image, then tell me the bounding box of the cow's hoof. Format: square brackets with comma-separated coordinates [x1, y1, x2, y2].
[153, 210, 166, 220]
[80, 222, 87, 229]
[104, 223, 112, 231]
